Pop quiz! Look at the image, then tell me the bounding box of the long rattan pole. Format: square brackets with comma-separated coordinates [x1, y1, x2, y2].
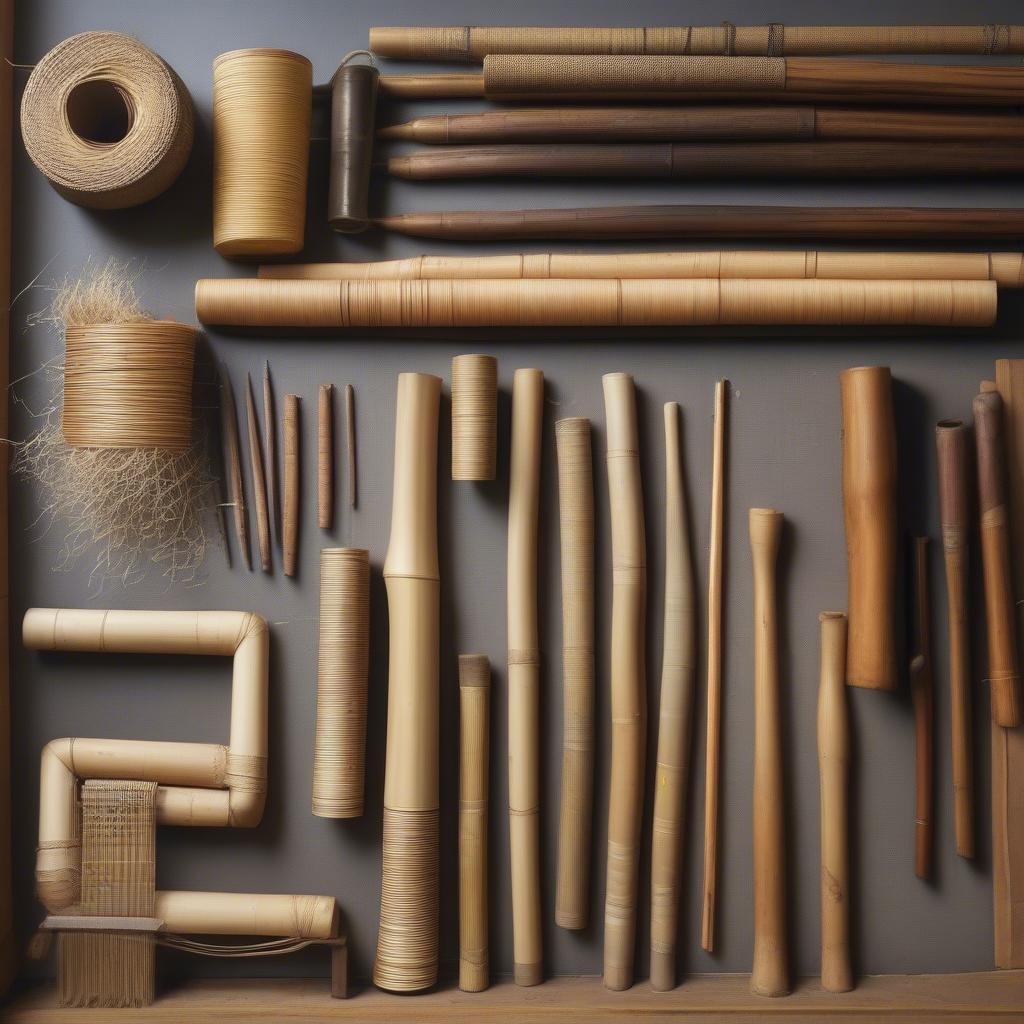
[245, 374, 271, 573]
[283, 394, 300, 578]
[345, 384, 357, 509]
[263, 362, 280, 544]
[218, 365, 251, 571]
[910, 536, 935, 882]
[319, 384, 334, 530]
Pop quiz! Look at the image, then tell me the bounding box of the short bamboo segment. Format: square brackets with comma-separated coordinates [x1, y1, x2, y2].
[283, 394, 300, 578]
[313, 548, 369, 818]
[451, 354, 497, 481]
[319, 384, 334, 530]
[650, 402, 696, 992]
[554, 417, 594, 931]
[602, 372, 647, 992]
[245, 374, 271, 572]
[458, 655, 489, 993]
[507, 367, 544, 987]
[910, 537, 935, 881]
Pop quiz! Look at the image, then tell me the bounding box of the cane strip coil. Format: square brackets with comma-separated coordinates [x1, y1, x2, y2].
[451, 354, 497, 481]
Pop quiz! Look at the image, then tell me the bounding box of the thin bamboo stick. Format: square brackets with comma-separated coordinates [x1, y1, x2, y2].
[910, 537, 935, 881]
[345, 384, 356, 509]
[263, 362, 280, 544]
[245, 374, 271, 573]
[218, 365, 251, 571]
[283, 394, 300, 578]
[319, 383, 334, 530]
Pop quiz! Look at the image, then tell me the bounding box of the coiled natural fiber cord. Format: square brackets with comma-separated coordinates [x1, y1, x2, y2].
[21, 32, 193, 209]
[213, 49, 312, 257]
[451, 354, 497, 481]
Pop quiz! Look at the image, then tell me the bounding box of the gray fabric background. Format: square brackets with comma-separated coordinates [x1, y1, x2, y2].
[8, 0, 1024, 987]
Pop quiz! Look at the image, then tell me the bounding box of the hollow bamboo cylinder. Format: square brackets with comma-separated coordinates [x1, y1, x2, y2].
[817, 612, 851, 994]
[313, 548, 369, 818]
[841, 367, 898, 691]
[935, 420, 974, 858]
[973, 390, 1023, 728]
[554, 416, 594, 931]
[650, 402, 696, 992]
[374, 372, 441, 993]
[154, 891, 337, 938]
[911, 536, 935, 881]
[458, 654, 489, 993]
[329, 59, 378, 234]
[451, 354, 497, 481]
[284, 394, 300, 578]
[602, 372, 646, 992]
[507, 367, 544, 987]
[319, 384, 333, 530]
[213, 49, 312, 257]
[749, 508, 788, 998]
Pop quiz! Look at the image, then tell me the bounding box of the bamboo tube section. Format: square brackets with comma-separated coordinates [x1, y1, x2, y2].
[379, 107, 1024, 145]
[388, 142, 1024, 180]
[284, 394, 300, 578]
[973, 390, 1023, 728]
[196, 278, 997, 329]
[260, 250, 1024, 287]
[245, 374, 271, 573]
[910, 537, 935, 882]
[218, 366, 251, 571]
[841, 367, 898, 692]
[602, 372, 647, 992]
[374, 372, 441, 994]
[154, 891, 337, 938]
[313, 548, 370, 819]
[554, 417, 594, 931]
[818, 612, 852, 994]
[458, 654, 489, 993]
[451, 354, 497, 481]
[700, 380, 727, 954]
[370, 24, 1024, 60]
[319, 384, 334, 530]
[650, 402, 696, 992]
[749, 508, 788, 999]
[507, 367, 544, 987]
[935, 420, 974, 858]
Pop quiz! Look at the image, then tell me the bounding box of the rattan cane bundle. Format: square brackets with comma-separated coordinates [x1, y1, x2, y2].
[451, 354, 497, 481]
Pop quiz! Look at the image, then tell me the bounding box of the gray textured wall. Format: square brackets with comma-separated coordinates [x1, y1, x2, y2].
[9, 0, 1024, 988]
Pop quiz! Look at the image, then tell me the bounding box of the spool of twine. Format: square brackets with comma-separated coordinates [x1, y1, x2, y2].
[61, 320, 197, 449]
[20, 32, 194, 209]
[451, 354, 497, 481]
[213, 48, 312, 257]
[313, 548, 370, 818]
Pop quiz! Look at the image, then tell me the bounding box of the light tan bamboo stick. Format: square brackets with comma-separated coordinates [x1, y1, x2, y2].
[319, 383, 334, 530]
[374, 372, 442, 993]
[508, 367, 544, 987]
[650, 402, 696, 992]
[245, 374, 271, 572]
[283, 394, 300, 578]
[554, 417, 594, 931]
[750, 508, 788, 998]
[345, 384, 356, 509]
[817, 612, 852, 993]
[700, 379, 727, 953]
[218, 365, 251, 571]
[458, 654, 489, 993]
[602, 372, 647, 992]
[935, 420, 974, 858]
[910, 536, 935, 881]
[452, 354, 497, 481]
[263, 361, 280, 544]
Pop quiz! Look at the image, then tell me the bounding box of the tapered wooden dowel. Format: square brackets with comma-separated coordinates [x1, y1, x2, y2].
[508, 367, 544, 987]
[650, 402, 696, 992]
[973, 390, 1023, 728]
[700, 379, 727, 954]
[319, 383, 334, 530]
[263, 361, 280, 544]
[910, 537, 935, 882]
[283, 394, 300, 578]
[935, 420, 974, 858]
[218, 365, 251, 571]
[245, 374, 271, 572]
[602, 372, 647, 992]
[345, 383, 357, 509]
[749, 508, 788, 999]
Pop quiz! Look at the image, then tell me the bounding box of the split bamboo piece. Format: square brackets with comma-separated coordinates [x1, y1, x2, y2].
[650, 402, 696, 992]
[602, 372, 646, 992]
[374, 372, 441, 994]
[379, 107, 1024, 145]
[910, 537, 935, 881]
[260, 250, 1024, 287]
[319, 384, 334, 530]
[313, 548, 370, 818]
[283, 394, 300, 578]
[195, 278, 997, 329]
[700, 380, 727, 954]
[370, 24, 1024, 60]
[218, 366, 251, 571]
[935, 420, 974, 858]
[749, 508, 788, 998]
[345, 384, 356, 509]
[451, 355, 497, 481]
[458, 654, 489, 993]
[841, 367, 898, 691]
[554, 417, 594, 931]
[973, 390, 1022, 728]
[263, 362, 280, 543]
[507, 367, 544, 987]
[245, 374, 271, 573]
[817, 612, 852, 994]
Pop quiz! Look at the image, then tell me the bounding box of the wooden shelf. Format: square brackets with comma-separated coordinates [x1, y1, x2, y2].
[6, 972, 1024, 1022]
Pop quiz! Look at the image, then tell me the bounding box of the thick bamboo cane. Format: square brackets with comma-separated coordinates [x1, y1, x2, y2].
[817, 612, 852, 993]
[154, 891, 337, 937]
[245, 374, 271, 572]
[554, 417, 594, 931]
[749, 508, 788, 998]
[910, 536, 935, 881]
[602, 372, 647, 991]
[650, 402, 696, 992]
[319, 384, 334, 530]
[508, 367, 544, 986]
[283, 394, 300, 577]
[374, 372, 441, 994]
[458, 654, 489, 993]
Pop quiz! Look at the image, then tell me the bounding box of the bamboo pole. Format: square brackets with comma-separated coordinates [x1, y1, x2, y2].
[154, 891, 337, 938]
[263, 362, 279, 544]
[602, 372, 646, 992]
[245, 374, 271, 572]
[508, 367, 544, 987]
[345, 384, 357, 509]
[910, 537, 935, 881]
[283, 394, 300, 578]
[218, 366, 251, 571]
[650, 402, 696, 992]
[319, 383, 334, 530]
